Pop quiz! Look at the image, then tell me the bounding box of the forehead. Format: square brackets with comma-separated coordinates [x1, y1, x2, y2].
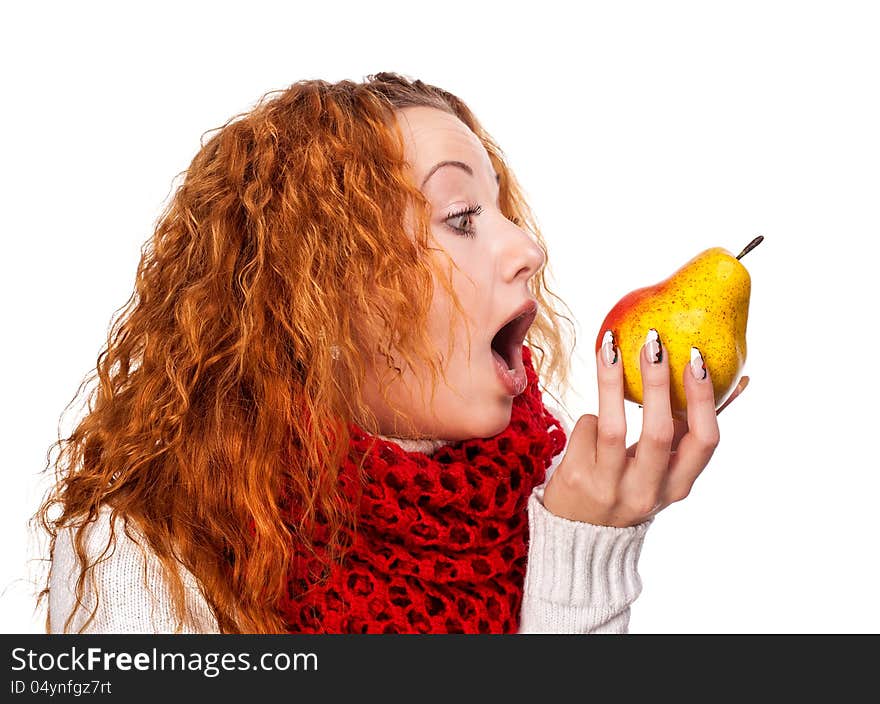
[395, 106, 495, 186]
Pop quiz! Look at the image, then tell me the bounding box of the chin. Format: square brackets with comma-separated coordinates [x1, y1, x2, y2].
[464, 399, 513, 440]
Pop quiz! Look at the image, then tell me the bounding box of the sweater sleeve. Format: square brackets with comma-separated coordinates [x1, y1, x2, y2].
[48, 505, 220, 634]
[518, 403, 653, 634]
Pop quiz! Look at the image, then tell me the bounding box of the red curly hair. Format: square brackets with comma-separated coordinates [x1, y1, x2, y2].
[32, 72, 577, 633]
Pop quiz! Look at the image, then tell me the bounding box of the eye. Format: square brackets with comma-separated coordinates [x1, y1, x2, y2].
[444, 205, 522, 238]
[444, 203, 483, 238]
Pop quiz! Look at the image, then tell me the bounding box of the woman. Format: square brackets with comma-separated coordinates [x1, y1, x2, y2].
[34, 72, 745, 634]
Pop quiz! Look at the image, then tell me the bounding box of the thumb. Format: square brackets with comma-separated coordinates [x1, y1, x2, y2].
[559, 413, 598, 470]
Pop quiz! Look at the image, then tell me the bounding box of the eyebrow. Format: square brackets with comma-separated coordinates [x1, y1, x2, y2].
[420, 160, 501, 190]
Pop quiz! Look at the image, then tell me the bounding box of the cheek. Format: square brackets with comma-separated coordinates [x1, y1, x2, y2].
[426, 252, 489, 363]
[425, 291, 454, 351]
[428, 300, 484, 375]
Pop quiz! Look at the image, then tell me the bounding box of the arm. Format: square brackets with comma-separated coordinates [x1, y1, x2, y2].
[518, 409, 652, 634]
[49, 505, 220, 634]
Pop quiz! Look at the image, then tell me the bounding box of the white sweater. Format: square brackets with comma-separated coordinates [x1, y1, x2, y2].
[48, 406, 652, 634]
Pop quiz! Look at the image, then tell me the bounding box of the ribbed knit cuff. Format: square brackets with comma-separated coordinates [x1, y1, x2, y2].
[523, 483, 653, 622]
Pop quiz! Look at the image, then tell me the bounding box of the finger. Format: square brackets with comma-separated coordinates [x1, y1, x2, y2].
[632, 328, 674, 496]
[671, 417, 689, 452]
[716, 375, 749, 416]
[561, 413, 599, 472]
[595, 331, 627, 481]
[664, 347, 721, 503]
[631, 382, 690, 456]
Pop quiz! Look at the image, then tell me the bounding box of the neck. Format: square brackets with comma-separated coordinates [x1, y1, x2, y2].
[374, 433, 456, 456]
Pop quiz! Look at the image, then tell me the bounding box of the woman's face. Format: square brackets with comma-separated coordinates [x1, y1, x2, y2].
[358, 105, 546, 442]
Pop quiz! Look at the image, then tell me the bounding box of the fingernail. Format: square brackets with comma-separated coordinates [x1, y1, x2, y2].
[601, 330, 618, 367]
[690, 346, 707, 381]
[644, 328, 662, 364]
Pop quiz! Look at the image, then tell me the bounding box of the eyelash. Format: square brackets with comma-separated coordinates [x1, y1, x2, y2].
[444, 203, 521, 238]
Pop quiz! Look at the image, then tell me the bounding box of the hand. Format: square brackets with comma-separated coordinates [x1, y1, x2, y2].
[541, 337, 748, 528]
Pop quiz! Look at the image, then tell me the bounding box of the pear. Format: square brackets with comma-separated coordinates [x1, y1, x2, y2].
[594, 236, 763, 420]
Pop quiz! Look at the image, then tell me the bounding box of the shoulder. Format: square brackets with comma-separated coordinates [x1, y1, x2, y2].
[49, 504, 220, 633]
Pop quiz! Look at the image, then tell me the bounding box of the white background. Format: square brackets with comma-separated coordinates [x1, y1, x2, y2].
[2, 0, 878, 633]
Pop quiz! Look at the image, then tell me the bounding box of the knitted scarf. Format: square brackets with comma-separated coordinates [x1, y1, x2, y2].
[276, 345, 567, 633]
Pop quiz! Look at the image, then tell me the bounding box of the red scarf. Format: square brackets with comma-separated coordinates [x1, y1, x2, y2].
[277, 345, 566, 633]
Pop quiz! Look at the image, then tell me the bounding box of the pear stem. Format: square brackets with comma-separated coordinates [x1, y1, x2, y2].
[736, 235, 764, 260]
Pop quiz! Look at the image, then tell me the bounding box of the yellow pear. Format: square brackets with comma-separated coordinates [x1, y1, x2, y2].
[594, 236, 762, 420]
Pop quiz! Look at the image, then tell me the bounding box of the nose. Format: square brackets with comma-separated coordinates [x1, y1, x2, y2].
[503, 222, 546, 282]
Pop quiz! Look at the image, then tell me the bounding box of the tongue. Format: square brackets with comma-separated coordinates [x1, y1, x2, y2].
[493, 345, 527, 395]
[492, 348, 510, 369]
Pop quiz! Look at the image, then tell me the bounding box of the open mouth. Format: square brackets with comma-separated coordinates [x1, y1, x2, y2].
[490, 301, 538, 373]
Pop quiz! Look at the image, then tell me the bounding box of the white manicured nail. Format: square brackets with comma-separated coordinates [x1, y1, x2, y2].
[690, 346, 707, 381]
[601, 330, 618, 367]
[644, 328, 662, 364]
